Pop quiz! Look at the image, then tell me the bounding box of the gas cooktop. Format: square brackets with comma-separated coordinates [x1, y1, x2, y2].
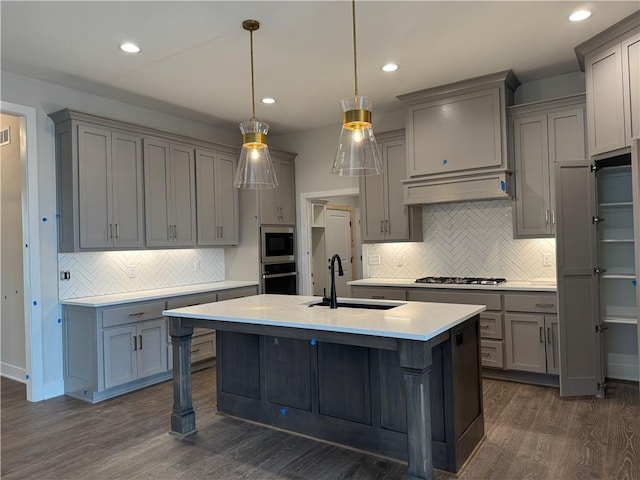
[415, 276, 507, 286]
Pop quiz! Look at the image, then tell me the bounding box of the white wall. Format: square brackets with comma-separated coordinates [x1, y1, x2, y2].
[0, 70, 239, 398]
[1, 113, 26, 379]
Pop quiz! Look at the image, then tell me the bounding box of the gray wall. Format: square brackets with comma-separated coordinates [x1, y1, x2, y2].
[1, 113, 26, 378]
[0, 70, 238, 398]
[514, 71, 585, 104]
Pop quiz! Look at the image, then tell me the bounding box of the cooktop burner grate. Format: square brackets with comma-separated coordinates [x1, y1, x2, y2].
[415, 276, 507, 285]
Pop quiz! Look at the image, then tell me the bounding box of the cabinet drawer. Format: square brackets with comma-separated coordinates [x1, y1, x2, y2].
[481, 340, 504, 369]
[191, 332, 216, 362]
[350, 286, 407, 301]
[504, 293, 557, 313]
[194, 327, 213, 338]
[166, 292, 218, 309]
[480, 312, 503, 340]
[408, 289, 501, 311]
[102, 301, 165, 328]
[217, 286, 258, 301]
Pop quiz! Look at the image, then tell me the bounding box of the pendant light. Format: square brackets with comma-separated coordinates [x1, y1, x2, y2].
[235, 19, 278, 189]
[332, 0, 382, 176]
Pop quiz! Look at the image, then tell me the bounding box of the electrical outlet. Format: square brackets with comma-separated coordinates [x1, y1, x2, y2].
[396, 255, 404, 266]
[368, 255, 381, 265]
[127, 265, 136, 278]
[542, 253, 553, 267]
[193, 260, 200, 272]
[59, 271, 71, 280]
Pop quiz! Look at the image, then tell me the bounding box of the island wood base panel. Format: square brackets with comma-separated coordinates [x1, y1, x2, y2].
[212, 316, 484, 475]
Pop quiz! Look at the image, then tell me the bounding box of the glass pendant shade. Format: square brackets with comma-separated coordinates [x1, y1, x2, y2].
[235, 119, 278, 189]
[332, 96, 382, 176]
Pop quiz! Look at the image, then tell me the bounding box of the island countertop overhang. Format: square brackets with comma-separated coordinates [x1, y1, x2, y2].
[162, 294, 486, 342]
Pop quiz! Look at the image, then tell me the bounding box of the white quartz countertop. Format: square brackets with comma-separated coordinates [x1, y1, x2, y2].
[348, 278, 557, 292]
[59, 281, 259, 307]
[162, 294, 486, 341]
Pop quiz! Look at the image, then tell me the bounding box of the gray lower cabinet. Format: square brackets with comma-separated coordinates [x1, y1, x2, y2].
[350, 286, 408, 301]
[503, 293, 558, 375]
[195, 148, 239, 246]
[144, 137, 197, 247]
[508, 95, 586, 238]
[63, 300, 170, 403]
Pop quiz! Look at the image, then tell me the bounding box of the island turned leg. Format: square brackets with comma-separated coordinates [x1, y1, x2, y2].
[169, 317, 196, 437]
[399, 340, 434, 480]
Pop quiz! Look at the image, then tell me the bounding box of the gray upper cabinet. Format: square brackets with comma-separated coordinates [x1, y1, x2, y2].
[49, 111, 145, 252]
[259, 150, 296, 225]
[143, 137, 197, 247]
[398, 70, 520, 205]
[575, 12, 639, 157]
[195, 148, 239, 246]
[360, 130, 422, 243]
[509, 95, 586, 238]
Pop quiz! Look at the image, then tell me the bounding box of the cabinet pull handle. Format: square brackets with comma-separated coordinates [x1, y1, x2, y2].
[128, 312, 145, 317]
[551, 210, 556, 225]
[481, 352, 490, 357]
[115, 223, 119, 239]
[109, 223, 113, 240]
[547, 327, 552, 344]
[173, 225, 178, 239]
[539, 326, 544, 343]
[380, 220, 384, 233]
[545, 210, 549, 224]
[220, 226, 223, 238]
[480, 324, 489, 329]
[139, 334, 143, 350]
[535, 303, 555, 309]
[371, 295, 385, 299]
[192, 348, 201, 353]
[385, 219, 389, 233]
[133, 336, 137, 351]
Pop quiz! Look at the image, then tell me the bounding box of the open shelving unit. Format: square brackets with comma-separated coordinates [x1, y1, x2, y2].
[597, 162, 638, 380]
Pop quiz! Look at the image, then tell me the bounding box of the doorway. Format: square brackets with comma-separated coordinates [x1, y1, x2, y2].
[0, 101, 42, 402]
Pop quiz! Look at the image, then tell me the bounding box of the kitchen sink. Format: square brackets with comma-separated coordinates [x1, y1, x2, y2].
[308, 300, 397, 310]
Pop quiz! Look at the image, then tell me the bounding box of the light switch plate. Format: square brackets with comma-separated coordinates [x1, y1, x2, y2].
[542, 253, 553, 267]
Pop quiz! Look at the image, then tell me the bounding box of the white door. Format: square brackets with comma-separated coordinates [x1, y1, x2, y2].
[325, 208, 353, 298]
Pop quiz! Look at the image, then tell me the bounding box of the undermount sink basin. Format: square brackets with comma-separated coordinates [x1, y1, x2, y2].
[308, 300, 397, 310]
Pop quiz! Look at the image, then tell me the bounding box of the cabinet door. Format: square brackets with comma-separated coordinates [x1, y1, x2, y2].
[408, 88, 502, 177]
[586, 44, 626, 156]
[111, 132, 144, 248]
[622, 33, 640, 144]
[555, 160, 602, 396]
[513, 115, 552, 237]
[384, 139, 410, 241]
[360, 166, 386, 241]
[169, 144, 196, 246]
[216, 153, 239, 244]
[277, 160, 296, 225]
[136, 319, 168, 379]
[195, 149, 218, 245]
[103, 325, 137, 388]
[545, 315, 560, 375]
[504, 313, 546, 373]
[259, 162, 280, 224]
[77, 124, 112, 249]
[143, 138, 171, 246]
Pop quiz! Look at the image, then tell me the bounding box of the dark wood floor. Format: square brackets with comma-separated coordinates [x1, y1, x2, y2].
[2, 369, 639, 479]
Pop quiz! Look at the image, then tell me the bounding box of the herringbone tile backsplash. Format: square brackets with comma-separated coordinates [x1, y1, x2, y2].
[59, 248, 225, 299]
[365, 200, 556, 281]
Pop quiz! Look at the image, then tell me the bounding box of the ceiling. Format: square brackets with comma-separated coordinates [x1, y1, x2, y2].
[1, 1, 638, 135]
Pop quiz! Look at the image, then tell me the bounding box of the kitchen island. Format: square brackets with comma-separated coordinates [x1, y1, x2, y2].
[163, 294, 486, 480]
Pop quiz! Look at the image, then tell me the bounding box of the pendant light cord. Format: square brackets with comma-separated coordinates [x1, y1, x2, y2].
[352, 0, 359, 98]
[250, 29, 256, 120]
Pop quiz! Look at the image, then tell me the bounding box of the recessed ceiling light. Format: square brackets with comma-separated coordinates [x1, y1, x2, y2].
[569, 10, 592, 22]
[261, 97, 276, 104]
[119, 42, 141, 54]
[382, 63, 399, 72]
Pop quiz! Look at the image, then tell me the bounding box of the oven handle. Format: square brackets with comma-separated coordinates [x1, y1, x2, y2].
[262, 272, 298, 279]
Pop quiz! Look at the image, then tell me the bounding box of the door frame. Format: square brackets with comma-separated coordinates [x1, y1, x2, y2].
[299, 188, 359, 296]
[325, 204, 356, 287]
[1, 101, 43, 401]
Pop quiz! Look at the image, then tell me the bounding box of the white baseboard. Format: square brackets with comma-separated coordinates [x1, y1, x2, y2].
[606, 362, 639, 382]
[1, 362, 26, 383]
[43, 380, 64, 399]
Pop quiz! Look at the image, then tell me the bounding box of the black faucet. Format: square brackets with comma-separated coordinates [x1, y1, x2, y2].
[327, 254, 344, 309]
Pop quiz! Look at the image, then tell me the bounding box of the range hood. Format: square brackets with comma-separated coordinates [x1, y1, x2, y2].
[397, 70, 520, 205]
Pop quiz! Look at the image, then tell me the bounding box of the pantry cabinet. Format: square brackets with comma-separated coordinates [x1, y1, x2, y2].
[259, 149, 296, 225]
[359, 130, 422, 243]
[49, 111, 145, 252]
[195, 147, 239, 246]
[144, 138, 197, 247]
[575, 12, 639, 157]
[508, 95, 586, 238]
